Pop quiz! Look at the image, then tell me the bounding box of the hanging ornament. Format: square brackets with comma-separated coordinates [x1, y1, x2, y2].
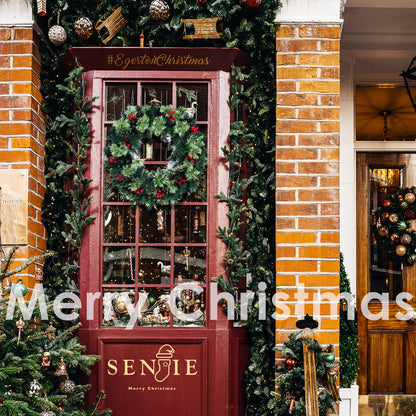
[200, 210, 206, 227]
[74, 16, 94, 40]
[381, 212, 389, 221]
[408, 254, 416, 265]
[401, 201, 409, 209]
[40, 410, 56, 416]
[405, 192, 416, 204]
[182, 18, 222, 40]
[35, 266, 43, 282]
[193, 212, 199, 233]
[116, 209, 123, 236]
[96, 7, 127, 44]
[41, 345, 51, 367]
[240, 0, 261, 7]
[389, 213, 398, 223]
[113, 294, 129, 314]
[59, 378, 76, 394]
[322, 352, 336, 363]
[391, 233, 400, 243]
[28, 379, 42, 397]
[145, 142, 153, 160]
[401, 234, 412, 245]
[156, 209, 165, 232]
[382, 199, 392, 207]
[48, 11, 67, 46]
[183, 247, 191, 270]
[46, 323, 56, 340]
[55, 357, 68, 377]
[37, 0, 46, 17]
[288, 396, 296, 414]
[16, 317, 25, 345]
[285, 357, 297, 370]
[396, 245, 407, 257]
[12, 279, 28, 298]
[149, 0, 170, 21]
[397, 221, 407, 231]
[378, 226, 389, 237]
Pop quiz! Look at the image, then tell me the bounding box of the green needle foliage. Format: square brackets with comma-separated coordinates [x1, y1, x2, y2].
[33, 0, 279, 413]
[0, 248, 110, 416]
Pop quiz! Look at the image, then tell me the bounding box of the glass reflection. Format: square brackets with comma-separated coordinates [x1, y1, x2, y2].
[104, 205, 135, 243]
[106, 83, 136, 121]
[138, 288, 171, 326]
[139, 247, 171, 284]
[172, 285, 205, 327]
[103, 246, 135, 284]
[174, 247, 206, 284]
[140, 208, 171, 243]
[102, 289, 135, 327]
[175, 206, 206, 243]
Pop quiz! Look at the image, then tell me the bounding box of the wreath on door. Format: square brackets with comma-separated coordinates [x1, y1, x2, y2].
[104, 104, 207, 209]
[375, 187, 416, 264]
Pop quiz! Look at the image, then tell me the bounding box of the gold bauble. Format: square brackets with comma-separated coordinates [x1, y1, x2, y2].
[113, 295, 128, 314]
[389, 213, 399, 223]
[74, 16, 94, 39]
[396, 245, 407, 257]
[378, 226, 389, 237]
[401, 234, 412, 245]
[391, 233, 400, 243]
[405, 192, 416, 204]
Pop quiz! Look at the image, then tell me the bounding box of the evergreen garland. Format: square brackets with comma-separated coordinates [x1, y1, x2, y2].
[339, 254, 358, 388]
[34, 0, 278, 413]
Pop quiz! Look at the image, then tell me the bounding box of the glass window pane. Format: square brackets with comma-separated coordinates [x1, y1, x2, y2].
[103, 246, 135, 284]
[103, 288, 135, 327]
[370, 168, 403, 299]
[174, 247, 206, 284]
[177, 83, 208, 122]
[140, 208, 171, 243]
[104, 205, 135, 243]
[175, 206, 206, 243]
[173, 285, 206, 327]
[139, 247, 171, 284]
[141, 83, 172, 106]
[106, 83, 136, 121]
[139, 288, 171, 326]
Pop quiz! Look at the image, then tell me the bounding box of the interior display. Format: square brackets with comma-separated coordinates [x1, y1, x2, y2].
[95, 7, 127, 44]
[375, 186, 416, 264]
[104, 104, 207, 209]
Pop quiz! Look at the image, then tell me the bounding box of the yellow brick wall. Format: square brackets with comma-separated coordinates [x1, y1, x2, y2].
[0, 27, 46, 288]
[275, 24, 341, 350]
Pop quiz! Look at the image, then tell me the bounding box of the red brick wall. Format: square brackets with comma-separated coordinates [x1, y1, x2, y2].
[0, 27, 46, 285]
[275, 25, 341, 349]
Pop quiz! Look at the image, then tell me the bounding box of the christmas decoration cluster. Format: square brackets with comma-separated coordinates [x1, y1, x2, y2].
[104, 104, 207, 210]
[375, 187, 416, 264]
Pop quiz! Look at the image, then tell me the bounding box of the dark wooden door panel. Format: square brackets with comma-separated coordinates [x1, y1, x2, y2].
[368, 331, 404, 393]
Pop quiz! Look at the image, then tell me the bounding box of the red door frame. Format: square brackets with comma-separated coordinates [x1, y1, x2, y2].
[78, 65, 247, 415]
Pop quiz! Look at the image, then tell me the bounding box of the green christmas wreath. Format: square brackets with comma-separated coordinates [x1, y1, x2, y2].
[104, 104, 207, 209]
[375, 186, 416, 264]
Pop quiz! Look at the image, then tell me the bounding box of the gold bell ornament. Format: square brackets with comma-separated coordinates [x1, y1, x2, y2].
[54, 357, 68, 376]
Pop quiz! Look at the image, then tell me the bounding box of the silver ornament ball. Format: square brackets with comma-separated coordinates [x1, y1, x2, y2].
[40, 410, 56, 416]
[48, 25, 67, 46]
[59, 378, 76, 395]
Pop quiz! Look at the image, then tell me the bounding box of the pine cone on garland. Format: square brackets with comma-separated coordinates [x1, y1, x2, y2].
[404, 209, 415, 220]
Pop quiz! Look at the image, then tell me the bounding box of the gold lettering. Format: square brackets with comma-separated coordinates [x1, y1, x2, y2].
[185, 359, 198, 376]
[114, 53, 125, 67]
[123, 359, 135, 375]
[140, 359, 156, 375]
[123, 57, 131, 70]
[173, 359, 180, 375]
[107, 359, 118, 375]
[205, 57, 211, 65]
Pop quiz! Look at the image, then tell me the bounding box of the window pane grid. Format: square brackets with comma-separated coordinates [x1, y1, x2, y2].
[101, 80, 209, 328]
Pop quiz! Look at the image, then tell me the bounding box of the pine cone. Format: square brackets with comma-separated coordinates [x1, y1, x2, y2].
[149, 0, 170, 21]
[404, 209, 415, 220]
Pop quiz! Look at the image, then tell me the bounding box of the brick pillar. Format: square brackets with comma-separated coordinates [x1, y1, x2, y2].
[275, 3, 342, 352]
[0, 11, 46, 288]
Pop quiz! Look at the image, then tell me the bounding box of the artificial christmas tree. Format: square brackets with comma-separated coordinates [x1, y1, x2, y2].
[0, 246, 111, 416]
[271, 316, 339, 416]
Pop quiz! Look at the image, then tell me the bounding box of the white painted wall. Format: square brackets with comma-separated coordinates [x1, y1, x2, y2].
[0, 0, 34, 26]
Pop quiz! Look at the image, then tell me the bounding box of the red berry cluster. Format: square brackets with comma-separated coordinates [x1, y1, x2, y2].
[191, 125, 199, 135]
[166, 110, 177, 122]
[123, 141, 131, 148]
[116, 174, 125, 182]
[156, 190, 165, 198]
[136, 186, 144, 194]
[178, 178, 186, 185]
[129, 114, 137, 121]
[109, 156, 116, 163]
[188, 155, 195, 163]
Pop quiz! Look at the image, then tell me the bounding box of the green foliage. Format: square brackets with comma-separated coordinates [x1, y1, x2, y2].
[0, 248, 110, 416]
[340, 254, 359, 388]
[104, 105, 207, 209]
[270, 332, 338, 415]
[35, 0, 278, 413]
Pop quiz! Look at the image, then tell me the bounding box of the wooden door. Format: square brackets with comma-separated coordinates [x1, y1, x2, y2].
[357, 153, 416, 394]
